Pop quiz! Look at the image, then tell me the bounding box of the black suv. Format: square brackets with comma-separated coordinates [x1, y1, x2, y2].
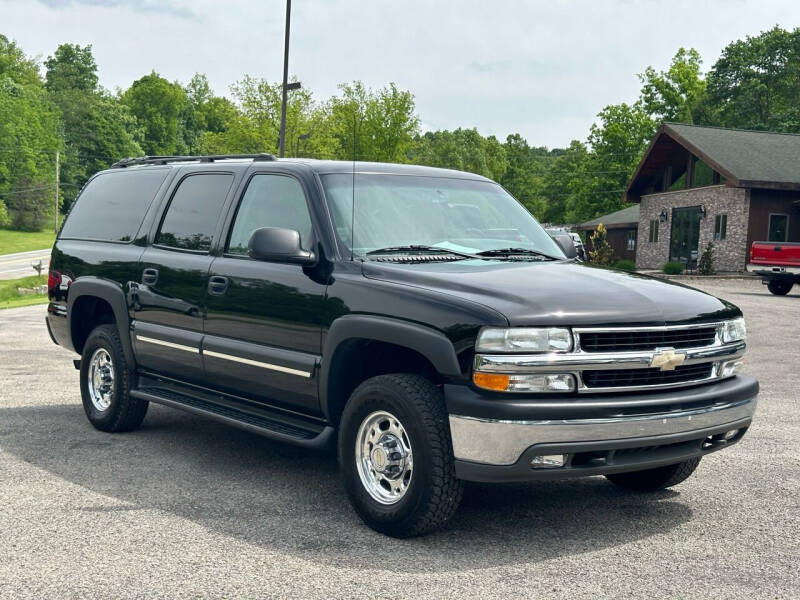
[46, 154, 758, 537]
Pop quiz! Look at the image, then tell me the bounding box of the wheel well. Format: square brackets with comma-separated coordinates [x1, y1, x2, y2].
[70, 296, 116, 355]
[325, 339, 439, 426]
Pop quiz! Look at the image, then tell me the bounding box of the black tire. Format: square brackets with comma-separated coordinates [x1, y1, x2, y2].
[767, 280, 793, 296]
[80, 324, 148, 432]
[606, 457, 701, 491]
[338, 374, 464, 537]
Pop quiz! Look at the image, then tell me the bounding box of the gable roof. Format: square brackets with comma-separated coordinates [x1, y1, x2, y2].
[576, 204, 639, 230]
[625, 123, 800, 202]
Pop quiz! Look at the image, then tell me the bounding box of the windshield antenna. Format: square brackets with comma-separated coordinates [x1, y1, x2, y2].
[350, 107, 357, 261]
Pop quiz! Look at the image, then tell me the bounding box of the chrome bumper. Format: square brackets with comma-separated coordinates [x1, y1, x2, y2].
[746, 264, 800, 275]
[449, 395, 757, 466]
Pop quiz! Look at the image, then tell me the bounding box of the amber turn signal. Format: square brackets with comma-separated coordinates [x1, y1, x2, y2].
[472, 372, 510, 391]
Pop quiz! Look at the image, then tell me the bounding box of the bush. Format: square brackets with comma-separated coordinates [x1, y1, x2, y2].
[588, 223, 614, 266]
[698, 241, 716, 275]
[613, 259, 636, 272]
[663, 261, 684, 275]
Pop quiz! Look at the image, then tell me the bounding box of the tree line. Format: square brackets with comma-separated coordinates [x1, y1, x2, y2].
[1, 26, 799, 232]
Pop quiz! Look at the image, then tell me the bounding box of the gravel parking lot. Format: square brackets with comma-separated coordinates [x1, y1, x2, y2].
[0, 277, 798, 599]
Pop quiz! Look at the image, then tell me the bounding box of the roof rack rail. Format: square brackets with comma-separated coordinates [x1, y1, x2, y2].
[110, 153, 277, 168]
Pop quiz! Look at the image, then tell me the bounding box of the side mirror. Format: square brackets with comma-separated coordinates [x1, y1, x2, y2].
[247, 227, 316, 265]
[551, 233, 578, 259]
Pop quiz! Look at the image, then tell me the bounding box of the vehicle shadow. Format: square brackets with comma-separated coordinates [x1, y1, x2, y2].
[0, 403, 693, 572]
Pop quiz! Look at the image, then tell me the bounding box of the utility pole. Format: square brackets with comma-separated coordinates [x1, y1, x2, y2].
[278, 0, 292, 157]
[54, 151, 60, 234]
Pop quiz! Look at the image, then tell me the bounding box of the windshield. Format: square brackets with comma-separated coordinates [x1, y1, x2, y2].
[321, 173, 565, 259]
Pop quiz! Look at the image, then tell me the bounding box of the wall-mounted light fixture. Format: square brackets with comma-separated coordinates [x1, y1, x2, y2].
[699, 205, 707, 218]
[659, 209, 669, 222]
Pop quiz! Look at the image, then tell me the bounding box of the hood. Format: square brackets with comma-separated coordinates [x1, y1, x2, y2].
[362, 259, 740, 327]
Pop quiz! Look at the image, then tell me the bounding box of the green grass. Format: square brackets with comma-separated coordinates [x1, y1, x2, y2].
[0, 275, 48, 310]
[0, 228, 56, 255]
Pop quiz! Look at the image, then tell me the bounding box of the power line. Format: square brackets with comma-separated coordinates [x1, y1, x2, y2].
[0, 185, 55, 198]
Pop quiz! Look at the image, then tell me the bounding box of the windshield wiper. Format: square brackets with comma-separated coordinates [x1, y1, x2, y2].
[475, 247, 561, 261]
[366, 245, 480, 260]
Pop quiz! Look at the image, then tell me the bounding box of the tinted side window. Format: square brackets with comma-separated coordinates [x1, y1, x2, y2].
[157, 173, 234, 251]
[227, 174, 313, 255]
[60, 169, 169, 242]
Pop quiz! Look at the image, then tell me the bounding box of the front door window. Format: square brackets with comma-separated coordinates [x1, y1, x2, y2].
[669, 206, 702, 268]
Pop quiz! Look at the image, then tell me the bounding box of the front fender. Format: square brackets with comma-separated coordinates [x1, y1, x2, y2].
[319, 314, 462, 421]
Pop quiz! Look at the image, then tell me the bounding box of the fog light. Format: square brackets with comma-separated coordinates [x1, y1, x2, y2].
[531, 454, 566, 468]
[722, 429, 739, 441]
[472, 372, 575, 393]
[720, 360, 743, 378]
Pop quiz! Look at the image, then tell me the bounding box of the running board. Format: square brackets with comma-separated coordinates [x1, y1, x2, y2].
[130, 387, 335, 450]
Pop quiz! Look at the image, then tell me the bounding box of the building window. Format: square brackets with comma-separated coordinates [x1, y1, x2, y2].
[648, 219, 659, 243]
[714, 214, 727, 240]
[768, 214, 788, 242]
[627, 230, 636, 251]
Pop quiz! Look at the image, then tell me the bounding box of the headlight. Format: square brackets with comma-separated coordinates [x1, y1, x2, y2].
[721, 318, 746, 344]
[476, 327, 573, 353]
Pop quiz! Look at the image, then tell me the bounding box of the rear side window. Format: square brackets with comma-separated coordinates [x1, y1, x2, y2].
[60, 169, 169, 242]
[156, 173, 234, 252]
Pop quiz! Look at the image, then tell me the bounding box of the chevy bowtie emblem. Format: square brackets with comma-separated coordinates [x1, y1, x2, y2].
[650, 349, 686, 371]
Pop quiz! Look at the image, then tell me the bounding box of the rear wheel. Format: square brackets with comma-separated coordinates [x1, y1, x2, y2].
[338, 374, 464, 537]
[767, 279, 793, 295]
[80, 324, 148, 432]
[606, 457, 701, 491]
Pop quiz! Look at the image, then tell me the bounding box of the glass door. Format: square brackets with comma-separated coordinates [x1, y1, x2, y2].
[669, 206, 702, 269]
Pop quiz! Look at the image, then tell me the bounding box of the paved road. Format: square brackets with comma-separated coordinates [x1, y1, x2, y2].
[0, 278, 798, 599]
[0, 249, 50, 280]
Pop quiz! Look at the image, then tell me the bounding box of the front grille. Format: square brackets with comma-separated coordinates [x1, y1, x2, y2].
[579, 327, 717, 352]
[582, 363, 713, 389]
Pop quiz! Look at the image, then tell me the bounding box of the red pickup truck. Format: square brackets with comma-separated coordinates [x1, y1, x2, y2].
[747, 241, 800, 295]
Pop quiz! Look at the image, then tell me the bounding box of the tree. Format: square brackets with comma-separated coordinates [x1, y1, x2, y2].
[0, 36, 61, 229]
[698, 241, 716, 275]
[499, 134, 555, 219]
[327, 81, 419, 162]
[0, 34, 40, 87]
[409, 128, 507, 181]
[588, 223, 614, 266]
[121, 72, 188, 154]
[706, 27, 800, 132]
[44, 43, 98, 93]
[199, 75, 336, 158]
[639, 48, 708, 124]
[45, 44, 142, 213]
[540, 140, 590, 224]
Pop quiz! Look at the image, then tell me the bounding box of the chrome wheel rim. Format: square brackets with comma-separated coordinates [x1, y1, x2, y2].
[355, 410, 413, 505]
[87, 348, 114, 411]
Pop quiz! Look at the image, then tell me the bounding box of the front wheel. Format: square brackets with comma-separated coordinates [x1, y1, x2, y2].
[606, 457, 701, 491]
[767, 279, 793, 296]
[338, 374, 464, 537]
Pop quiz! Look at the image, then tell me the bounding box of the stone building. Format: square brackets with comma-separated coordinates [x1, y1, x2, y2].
[624, 123, 800, 272]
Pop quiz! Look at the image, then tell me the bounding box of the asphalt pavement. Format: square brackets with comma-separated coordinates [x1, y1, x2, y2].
[0, 249, 50, 280]
[0, 278, 798, 599]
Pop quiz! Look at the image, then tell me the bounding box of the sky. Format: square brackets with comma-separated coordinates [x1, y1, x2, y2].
[3, 0, 800, 148]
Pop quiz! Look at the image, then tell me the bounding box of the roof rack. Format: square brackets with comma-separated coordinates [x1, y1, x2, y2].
[110, 153, 277, 168]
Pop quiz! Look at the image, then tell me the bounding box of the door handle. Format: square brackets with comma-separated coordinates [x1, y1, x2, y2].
[207, 275, 229, 296]
[142, 268, 159, 286]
